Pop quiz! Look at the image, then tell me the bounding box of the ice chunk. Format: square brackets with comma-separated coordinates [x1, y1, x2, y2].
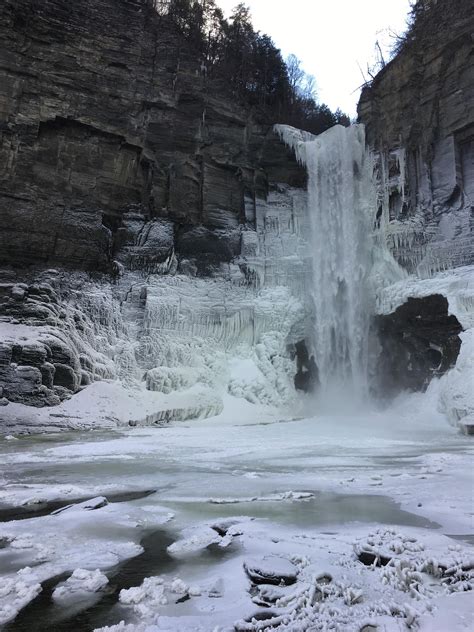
[167, 527, 222, 556]
[51, 496, 108, 514]
[52, 568, 108, 602]
[0, 568, 42, 626]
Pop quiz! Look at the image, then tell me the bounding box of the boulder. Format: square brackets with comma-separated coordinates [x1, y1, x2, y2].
[374, 294, 462, 395]
[243, 556, 298, 586]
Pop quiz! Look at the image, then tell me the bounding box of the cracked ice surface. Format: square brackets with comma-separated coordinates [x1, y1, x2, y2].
[0, 496, 173, 625]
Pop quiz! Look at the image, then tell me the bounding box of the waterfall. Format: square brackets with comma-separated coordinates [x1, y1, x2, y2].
[276, 124, 377, 400]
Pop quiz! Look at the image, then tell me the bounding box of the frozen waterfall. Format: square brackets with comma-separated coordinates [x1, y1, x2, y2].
[277, 124, 377, 400]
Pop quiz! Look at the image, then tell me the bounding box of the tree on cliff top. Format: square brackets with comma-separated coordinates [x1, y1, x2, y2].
[149, 0, 349, 135]
[391, 0, 473, 56]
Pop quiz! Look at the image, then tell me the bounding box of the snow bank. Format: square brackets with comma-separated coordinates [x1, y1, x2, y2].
[377, 264, 474, 328]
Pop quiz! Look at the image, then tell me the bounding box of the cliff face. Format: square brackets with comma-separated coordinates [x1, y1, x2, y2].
[358, 4, 473, 403]
[358, 1, 474, 275]
[0, 0, 313, 422]
[0, 0, 304, 272]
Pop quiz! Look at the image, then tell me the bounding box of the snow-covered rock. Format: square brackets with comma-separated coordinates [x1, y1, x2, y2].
[52, 568, 109, 602]
[244, 556, 299, 586]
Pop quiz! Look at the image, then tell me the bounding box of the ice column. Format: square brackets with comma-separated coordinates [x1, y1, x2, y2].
[277, 124, 376, 398]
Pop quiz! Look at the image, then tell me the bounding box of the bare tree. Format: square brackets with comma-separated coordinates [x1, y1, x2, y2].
[286, 54, 305, 97]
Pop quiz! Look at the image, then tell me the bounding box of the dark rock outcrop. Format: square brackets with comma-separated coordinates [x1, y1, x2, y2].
[374, 294, 463, 395]
[0, 0, 305, 273]
[243, 556, 298, 587]
[293, 340, 319, 393]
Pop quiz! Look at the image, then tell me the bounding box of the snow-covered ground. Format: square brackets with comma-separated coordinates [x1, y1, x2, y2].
[0, 386, 473, 631]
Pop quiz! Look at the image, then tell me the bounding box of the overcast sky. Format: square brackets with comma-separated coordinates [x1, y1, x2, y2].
[216, 0, 411, 117]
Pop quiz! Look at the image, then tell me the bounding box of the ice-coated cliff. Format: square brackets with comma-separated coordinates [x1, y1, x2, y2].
[0, 0, 316, 431]
[358, 0, 473, 277]
[0, 177, 313, 432]
[355, 0, 474, 429]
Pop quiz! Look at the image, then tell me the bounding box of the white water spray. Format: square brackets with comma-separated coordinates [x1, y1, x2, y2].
[277, 124, 377, 399]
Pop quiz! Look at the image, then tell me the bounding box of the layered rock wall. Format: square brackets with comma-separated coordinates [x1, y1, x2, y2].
[0, 0, 315, 425]
[0, 0, 305, 273]
[358, 1, 474, 275]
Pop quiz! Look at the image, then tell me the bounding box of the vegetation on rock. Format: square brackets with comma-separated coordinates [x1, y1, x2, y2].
[391, 0, 473, 56]
[148, 0, 350, 134]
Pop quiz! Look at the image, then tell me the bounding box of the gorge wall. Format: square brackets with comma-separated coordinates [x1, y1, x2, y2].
[0, 0, 306, 273]
[359, 0, 473, 418]
[358, 0, 473, 276]
[0, 0, 314, 428]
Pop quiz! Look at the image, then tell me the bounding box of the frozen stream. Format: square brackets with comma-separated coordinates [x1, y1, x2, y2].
[0, 390, 473, 631]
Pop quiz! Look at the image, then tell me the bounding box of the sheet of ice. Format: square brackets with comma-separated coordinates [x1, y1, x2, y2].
[2, 381, 225, 433]
[0, 393, 472, 629]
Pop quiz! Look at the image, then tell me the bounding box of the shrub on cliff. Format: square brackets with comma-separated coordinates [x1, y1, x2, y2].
[391, 0, 473, 56]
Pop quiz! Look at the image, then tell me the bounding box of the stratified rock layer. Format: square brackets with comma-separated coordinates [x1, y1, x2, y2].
[358, 0, 474, 275]
[0, 0, 305, 272]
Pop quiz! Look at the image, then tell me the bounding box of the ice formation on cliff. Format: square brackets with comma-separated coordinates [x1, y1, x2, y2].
[373, 144, 474, 278]
[378, 265, 474, 429]
[1, 175, 311, 429]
